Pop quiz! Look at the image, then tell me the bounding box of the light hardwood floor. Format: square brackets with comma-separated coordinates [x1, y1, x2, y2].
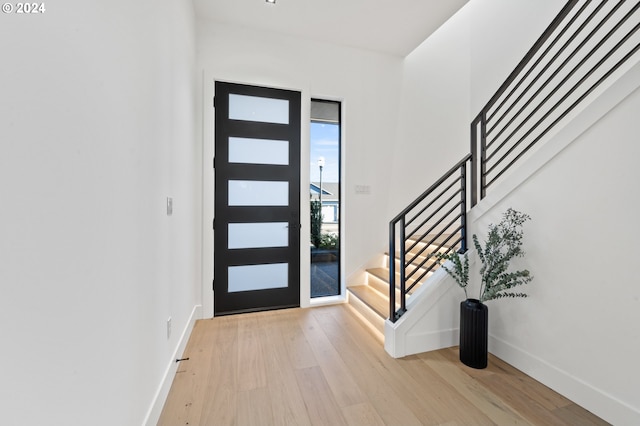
[158, 304, 608, 425]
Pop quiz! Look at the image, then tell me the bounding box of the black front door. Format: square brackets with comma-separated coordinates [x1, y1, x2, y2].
[214, 82, 301, 316]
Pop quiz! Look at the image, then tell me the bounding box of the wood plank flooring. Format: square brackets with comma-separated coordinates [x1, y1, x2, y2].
[157, 304, 608, 426]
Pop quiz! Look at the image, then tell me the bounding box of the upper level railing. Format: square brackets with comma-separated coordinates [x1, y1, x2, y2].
[390, 0, 640, 322]
[473, 0, 640, 201]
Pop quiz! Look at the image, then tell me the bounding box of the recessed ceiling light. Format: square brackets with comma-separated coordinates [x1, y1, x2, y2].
[266, 0, 276, 4]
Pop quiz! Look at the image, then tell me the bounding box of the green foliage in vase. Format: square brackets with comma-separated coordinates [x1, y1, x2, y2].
[438, 248, 470, 299]
[438, 208, 533, 302]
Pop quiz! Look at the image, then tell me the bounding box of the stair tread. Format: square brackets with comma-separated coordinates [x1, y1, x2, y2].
[348, 285, 387, 319]
[368, 267, 404, 284]
[367, 266, 433, 288]
[368, 267, 387, 277]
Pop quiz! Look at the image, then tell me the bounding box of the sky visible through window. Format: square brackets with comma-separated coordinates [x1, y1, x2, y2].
[310, 122, 339, 183]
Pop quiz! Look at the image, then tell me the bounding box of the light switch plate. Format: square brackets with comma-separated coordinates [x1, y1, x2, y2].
[167, 197, 173, 216]
[355, 185, 371, 195]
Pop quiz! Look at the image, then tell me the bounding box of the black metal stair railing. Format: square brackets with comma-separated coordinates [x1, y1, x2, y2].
[389, 0, 640, 322]
[389, 155, 470, 322]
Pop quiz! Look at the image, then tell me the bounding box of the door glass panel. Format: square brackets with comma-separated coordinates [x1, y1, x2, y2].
[228, 137, 289, 165]
[228, 263, 288, 293]
[228, 180, 289, 206]
[229, 94, 289, 124]
[228, 222, 289, 249]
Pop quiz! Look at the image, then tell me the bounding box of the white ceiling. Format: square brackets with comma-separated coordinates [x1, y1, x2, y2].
[194, 0, 470, 57]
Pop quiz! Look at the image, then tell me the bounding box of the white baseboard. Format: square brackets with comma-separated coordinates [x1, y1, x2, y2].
[489, 335, 640, 426]
[143, 304, 202, 426]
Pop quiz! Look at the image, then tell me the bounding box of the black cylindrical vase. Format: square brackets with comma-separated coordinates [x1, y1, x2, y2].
[459, 299, 488, 369]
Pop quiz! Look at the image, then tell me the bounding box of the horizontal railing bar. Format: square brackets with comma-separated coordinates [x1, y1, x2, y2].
[486, 38, 640, 189]
[405, 177, 460, 230]
[486, 0, 597, 129]
[405, 207, 461, 266]
[407, 235, 463, 290]
[390, 154, 471, 226]
[405, 226, 462, 279]
[405, 252, 438, 283]
[406, 231, 462, 283]
[486, 0, 607, 142]
[486, 14, 640, 178]
[405, 189, 462, 243]
[483, 0, 580, 113]
[487, 10, 639, 173]
[487, 0, 628, 155]
[406, 213, 461, 270]
[405, 230, 459, 274]
[421, 221, 462, 255]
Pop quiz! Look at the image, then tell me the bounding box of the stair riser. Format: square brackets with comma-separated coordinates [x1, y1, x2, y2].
[369, 265, 433, 293]
[347, 291, 386, 335]
[393, 258, 439, 275]
[368, 273, 401, 302]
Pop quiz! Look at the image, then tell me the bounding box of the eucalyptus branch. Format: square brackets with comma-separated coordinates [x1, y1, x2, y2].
[438, 208, 533, 303]
[437, 250, 469, 300]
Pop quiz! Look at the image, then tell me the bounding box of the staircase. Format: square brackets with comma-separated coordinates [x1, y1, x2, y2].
[347, 236, 452, 335]
[346, 0, 640, 342]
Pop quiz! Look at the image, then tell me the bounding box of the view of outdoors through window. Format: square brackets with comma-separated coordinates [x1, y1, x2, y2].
[310, 100, 340, 297]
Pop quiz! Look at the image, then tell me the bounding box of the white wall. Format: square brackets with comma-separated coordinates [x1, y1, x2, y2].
[389, 5, 471, 213]
[468, 0, 561, 114]
[196, 22, 403, 313]
[0, 1, 200, 425]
